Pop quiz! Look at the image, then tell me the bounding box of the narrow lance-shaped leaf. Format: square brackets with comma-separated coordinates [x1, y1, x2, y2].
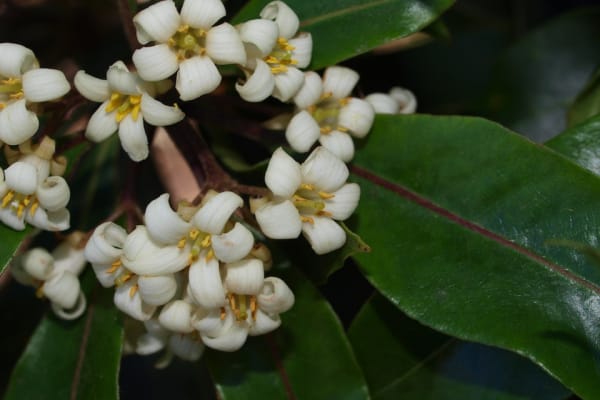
[351, 114, 600, 399]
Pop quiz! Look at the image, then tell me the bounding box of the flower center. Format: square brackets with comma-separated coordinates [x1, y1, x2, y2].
[178, 228, 213, 263]
[0, 77, 24, 109]
[292, 183, 335, 224]
[264, 37, 297, 74]
[307, 93, 350, 134]
[168, 24, 207, 61]
[1, 190, 40, 219]
[227, 293, 257, 322]
[105, 92, 141, 122]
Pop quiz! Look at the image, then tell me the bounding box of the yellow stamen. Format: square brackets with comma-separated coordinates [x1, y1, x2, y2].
[301, 216, 314, 224]
[16, 203, 25, 218]
[339, 97, 350, 106]
[320, 126, 333, 134]
[35, 285, 45, 298]
[206, 249, 214, 261]
[2, 190, 14, 208]
[250, 295, 257, 321]
[29, 201, 39, 216]
[318, 191, 335, 200]
[107, 259, 122, 274]
[114, 273, 132, 286]
[129, 284, 139, 298]
[177, 237, 186, 249]
[317, 210, 333, 217]
[189, 228, 200, 240]
[200, 235, 211, 248]
[299, 183, 314, 191]
[220, 307, 227, 320]
[336, 126, 349, 132]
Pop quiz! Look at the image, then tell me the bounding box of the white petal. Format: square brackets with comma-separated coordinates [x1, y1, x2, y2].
[136, 332, 167, 355]
[288, 33, 312, 69]
[84, 222, 127, 264]
[114, 279, 157, 321]
[248, 309, 280, 335]
[258, 276, 294, 314]
[91, 262, 123, 288]
[272, 67, 304, 102]
[0, 207, 25, 230]
[74, 71, 109, 102]
[0, 43, 37, 76]
[322, 66, 359, 99]
[0, 99, 39, 145]
[285, 110, 320, 153]
[225, 258, 264, 295]
[181, 0, 225, 28]
[159, 300, 195, 333]
[144, 193, 191, 245]
[43, 270, 80, 309]
[11, 255, 35, 286]
[235, 59, 274, 102]
[118, 116, 148, 162]
[133, 0, 181, 44]
[254, 200, 301, 239]
[107, 61, 139, 95]
[26, 208, 70, 231]
[18, 154, 50, 184]
[206, 23, 246, 65]
[140, 94, 184, 126]
[365, 93, 398, 114]
[390, 86, 417, 114]
[21, 248, 54, 280]
[318, 130, 355, 163]
[138, 274, 178, 306]
[188, 255, 226, 309]
[325, 183, 360, 220]
[51, 291, 86, 320]
[300, 146, 349, 192]
[5, 161, 37, 194]
[212, 222, 254, 263]
[200, 311, 249, 352]
[191, 308, 223, 336]
[260, 1, 299, 40]
[293, 71, 322, 109]
[22, 68, 70, 102]
[176, 56, 221, 100]
[85, 102, 118, 142]
[168, 334, 204, 361]
[338, 98, 374, 138]
[192, 191, 242, 234]
[302, 216, 346, 254]
[36, 176, 70, 212]
[133, 44, 180, 81]
[238, 19, 278, 57]
[122, 226, 189, 275]
[265, 147, 301, 197]
[52, 242, 86, 276]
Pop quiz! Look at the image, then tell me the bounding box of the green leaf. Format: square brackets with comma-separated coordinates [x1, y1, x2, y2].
[207, 265, 369, 400]
[4, 272, 123, 400]
[348, 294, 571, 399]
[233, 0, 455, 69]
[351, 114, 600, 399]
[481, 7, 600, 142]
[0, 226, 30, 275]
[567, 69, 600, 127]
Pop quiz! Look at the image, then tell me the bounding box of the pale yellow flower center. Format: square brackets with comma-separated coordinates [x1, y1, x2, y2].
[168, 24, 207, 61]
[292, 183, 335, 224]
[226, 293, 257, 322]
[178, 228, 214, 263]
[105, 92, 141, 122]
[307, 92, 350, 134]
[1, 190, 40, 219]
[264, 37, 298, 74]
[0, 77, 24, 110]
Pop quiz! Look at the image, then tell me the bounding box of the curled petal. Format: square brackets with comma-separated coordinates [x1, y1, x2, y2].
[265, 147, 301, 197]
[118, 115, 148, 162]
[133, 44, 179, 81]
[260, 1, 299, 40]
[138, 274, 178, 306]
[0, 207, 26, 230]
[206, 23, 247, 65]
[114, 279, 157, 321]
[26, 207, 70, 231]
[191, 308, 223, 336]
[365, 93, 398, 114]
[235, 59, 274, 103]
[168, 334, 204, 361]
[254, 200, 301, 239]
[188, 255, 226, 309]
[5, 161, 37, 194]
[249, 309, 281, 335]
[225, 258, 264, 295]
[288, 33, 312, 69]
[293, 71, 322, 109]
[51, 292, 86, 320]
[192, 191, 242, 234]
[181, 0, 226, 28]
[74, 70, 109, 102]
[43, 270, 80, 309]
[238, 19, 278, 57]
[390, 87, 417, 114]
[133, 0, 181, 44]
[122, 226, 189, 275]
[140, 94, 184, 126]
[37, 176, 70, 212]
[92, 262, 123, 288]
[212, 222, 254, 263]
[144, 193, 191, 245]
[325, 183, 360, 220]
[107, 61, 139, 95]
[301, 146, 349, 192]
[11, 256, 35, 286]
[159, 300, 195, 333]
[200, 311, 249, 352]
[339, 98, 374, 138]
[84, 222, 127, 264]
[0, 43, 37, 76]
[21, 248, 54, 280]
[0, 99, 39, 145]
[322, 66, 359, 99]
[136, 332, 167, 356]
[52, 241, 86, 276]
[22, 68, 70, 102]
[285, 110, 320, 153]
[272, 67, 304, 102]
[258, 276, 294, 314]
[176, 56, 221, 101]
[318, 130, 355, 163]
[302, 216, 346, 254]
[85, 102, 118, 142]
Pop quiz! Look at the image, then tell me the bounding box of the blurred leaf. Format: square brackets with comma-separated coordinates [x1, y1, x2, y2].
[0, 227, 30, 275]
[568, 69, 600, 128]
[207, 264, 369, 400]
[4, 272, 123, 400]
[348, 294, 571, 399]
[233, 0, 455, 69]
[351, 114, 600, 399]
[481, 7, 600, 142]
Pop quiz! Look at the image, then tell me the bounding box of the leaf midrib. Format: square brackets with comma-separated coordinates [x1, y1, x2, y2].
[299, 0, 398, 27]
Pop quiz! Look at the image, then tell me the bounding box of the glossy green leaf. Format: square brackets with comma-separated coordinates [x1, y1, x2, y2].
[4, 273, 123, 400]
[348, 294, 571, 399]
[207, 265, 369, 400]
[481, 7, 600, 142]
[0, 226, 30, 275]
[233, 0, 455, 69]
[351, 114, 600, 399]
[567, 69, 600, 127]
[546, 115, 600, 176]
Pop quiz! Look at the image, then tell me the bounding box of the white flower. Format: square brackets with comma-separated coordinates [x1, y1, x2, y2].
[285, 66, 375, 162]
[132, 0, 246, 100]
[236, 1, 312, 102]
[134, 319, 204, 364]
[74, 60, 184, 161]
[365, 86, 417, 114]
[0, 43, 70, 145]
[252, 147, 360, 254]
